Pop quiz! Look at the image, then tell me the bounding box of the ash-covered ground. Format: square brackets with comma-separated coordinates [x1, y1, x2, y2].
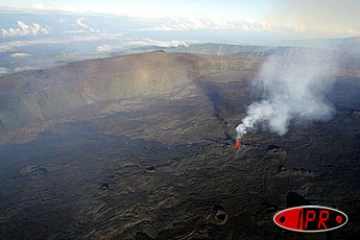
[1, 51, 360, 239]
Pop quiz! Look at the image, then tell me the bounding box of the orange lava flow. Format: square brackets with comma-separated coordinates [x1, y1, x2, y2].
[234, 139, 240, 149]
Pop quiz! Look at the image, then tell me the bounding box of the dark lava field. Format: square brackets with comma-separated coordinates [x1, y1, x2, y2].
[1, 49, 360, 239]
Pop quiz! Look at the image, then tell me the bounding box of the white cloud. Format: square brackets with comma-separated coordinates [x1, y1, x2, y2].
[32, 3, 82, 13]
[75, 18, 99, 33]
[10, 52, 31, 58]
[136, 17, 358, 39]
[97, 44, 123, 53]
[138, 18, 263, 32]
[346, 28, 358, 36]
[0, 67, 8, 74]
[14, 66, 33, 72]
[33, 3, 46, 10]
[0, 33, 122, 53]
[125, 39, 189, 47]
[64, 29, 87, 34]
[262, 22, 273, 31]
[96, 39, 189, 53]
[1, 21, 50, 38]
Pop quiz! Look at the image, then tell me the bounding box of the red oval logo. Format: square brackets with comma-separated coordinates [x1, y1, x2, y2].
[273, 205, 348, 232]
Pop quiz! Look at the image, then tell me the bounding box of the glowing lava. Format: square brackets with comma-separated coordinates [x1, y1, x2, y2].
[234, 139, 240, 149]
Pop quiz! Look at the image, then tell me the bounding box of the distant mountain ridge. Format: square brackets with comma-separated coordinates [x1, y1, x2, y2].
[166, 43, 272, 56]
[167, 43, 360, 69]
[279, 36, 360, 53]
[168, 42, 360, 56]
[1, 48, 360, 143]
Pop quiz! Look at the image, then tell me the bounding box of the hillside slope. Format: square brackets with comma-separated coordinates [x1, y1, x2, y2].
[0, 51, 259, 136]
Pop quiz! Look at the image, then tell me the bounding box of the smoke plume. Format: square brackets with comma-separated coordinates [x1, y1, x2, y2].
[236, 49, 337, 139]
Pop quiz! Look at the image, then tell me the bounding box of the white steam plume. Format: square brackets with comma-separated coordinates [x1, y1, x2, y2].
[236, 49, 337, 139]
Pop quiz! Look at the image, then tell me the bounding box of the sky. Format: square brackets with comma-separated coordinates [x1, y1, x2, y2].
[1, 0, 359, 39]
[1, 0, 360, 76]
[0, 0, 359, 32]
[1, 0, 275, 20]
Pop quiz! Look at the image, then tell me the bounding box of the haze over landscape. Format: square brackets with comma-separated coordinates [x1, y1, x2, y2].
[1, 0, 360, 77]
[1, 1, 360, 239]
